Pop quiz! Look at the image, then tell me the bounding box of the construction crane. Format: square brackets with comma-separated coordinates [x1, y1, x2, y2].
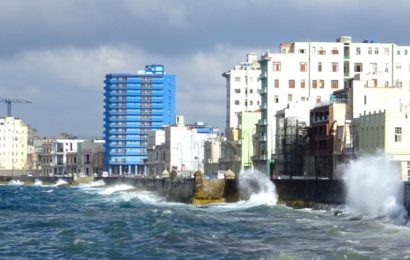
[0, 98, 32, 117]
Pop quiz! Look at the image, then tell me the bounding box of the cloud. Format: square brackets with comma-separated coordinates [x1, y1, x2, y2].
[0, 44, 260, 136]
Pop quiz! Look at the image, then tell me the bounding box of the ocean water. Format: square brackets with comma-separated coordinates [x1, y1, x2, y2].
[1, 182, 410, 259]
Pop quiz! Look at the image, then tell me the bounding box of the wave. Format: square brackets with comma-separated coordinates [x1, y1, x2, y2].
[8, 179, 24, 186]
[97, 184, 135, 196]
[54, 179, 68, 187]
[77, 180, 106, 189]
[33, 179, 44, 186]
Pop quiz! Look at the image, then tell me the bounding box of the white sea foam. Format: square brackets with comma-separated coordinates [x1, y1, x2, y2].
[77, 180, 106, 189]
[8, 179, 24, 186]
[97, 184, 135, 196]
[238, 169, 278, 207]
[33, 179, 43, 186]
[343, 154, 408, 225]
[54, 179, 68, 186]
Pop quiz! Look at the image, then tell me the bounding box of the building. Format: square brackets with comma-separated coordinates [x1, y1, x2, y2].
[222, 53, 261, 135]
[238, 111, 260, 171]
[0, 117, 28, 174]
[40, 139, 84, 176]
[103, 64, 176, 175]
[146, 116, 220, 177]
[308, 102, 348, 179]
[355, 109, 410, 181]
[78, 140, 105, 176]
[275, 102, 312, 178]
[257, 35, 410, 177]
[203, 137, 222, 178]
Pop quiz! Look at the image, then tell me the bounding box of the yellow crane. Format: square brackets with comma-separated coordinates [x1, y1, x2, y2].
[0, 98, 32, 117]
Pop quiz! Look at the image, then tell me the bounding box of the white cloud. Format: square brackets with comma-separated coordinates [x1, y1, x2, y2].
[0, 44, 262, 135]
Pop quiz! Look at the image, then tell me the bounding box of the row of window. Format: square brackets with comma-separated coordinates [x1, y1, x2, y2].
[273, 95, 321, 103]
[273, 62, 339, 72]
[234, 88, 260, 94]
[355, 47, 409, 56]
[234, 76, 260, 82]
[234, 100, 260, 106]
[273, 79, 339, 89]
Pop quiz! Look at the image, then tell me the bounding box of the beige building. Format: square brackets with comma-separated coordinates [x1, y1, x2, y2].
[0, 117, 28, 171]
[356, 109, 410, 181]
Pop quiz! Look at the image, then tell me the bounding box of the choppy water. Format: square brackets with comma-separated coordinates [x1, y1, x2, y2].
[1, 182, 410, 259]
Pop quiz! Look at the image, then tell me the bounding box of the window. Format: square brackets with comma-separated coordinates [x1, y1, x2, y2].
[397, 50, 401, 55]
[331, 80, 339, 89]
[299, 62, 307, 72]
[288, 94, 292, 102]
[354, 63, 363, 72]
[364, 95, 367, 104]
[316, 96, 321, 103]
[406, 50, 408, 55]
[384, 48, 389, 55]
[234, 89, 240, 94]
[331, 62, 339, 72]
[385, 63, 389, 72]
[274, 95, 279, 103]
[356, 47, 361, 55]
[273, 62, 281, 71]
[395, 127, 402, 142]
[396, 80, 403, 88]
[368, 47, 372, 55]
[312, 47, 316, 54]
[318, 62, 322, 72]
[250, 89, 253, 94]
[318, 48, 326, 55]
[234, 77, 241, 82]
[299, 49, 306, 54]
[300, 80, 306, 88]
[396, 63, 402, 70]
[274, 79, 279, 88]
[234, 100, 240, 105]
[250, 101, 253, 105]
[301, 97, 306, 101]
[313, 80, 317, 88]
[289, 80, 295, 88]
[375, 48, 379, 55]
[370, 63, 377, 73]
[331, 48, 339, 55]
[319, 80, 325, 88]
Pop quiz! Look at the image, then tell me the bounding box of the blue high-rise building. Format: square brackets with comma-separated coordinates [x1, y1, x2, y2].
[103, 64, 175, 175]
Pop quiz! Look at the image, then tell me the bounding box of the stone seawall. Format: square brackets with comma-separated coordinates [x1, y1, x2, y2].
[95, 177, 196, 203]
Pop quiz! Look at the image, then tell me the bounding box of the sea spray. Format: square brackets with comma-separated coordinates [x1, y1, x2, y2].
[33, 179, 43, 186]
[343, 154, 407, 224]
[8, 179, 24, 186]
[54, 179, 68, 186]
[238, 169, 277, 206]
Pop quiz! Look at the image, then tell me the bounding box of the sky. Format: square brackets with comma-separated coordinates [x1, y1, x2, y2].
[1, 0, 410, 137]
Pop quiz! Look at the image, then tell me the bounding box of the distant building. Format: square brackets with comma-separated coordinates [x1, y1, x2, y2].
[78, 140, 104, 176]
[0, 117, 28, 172]
[103, 64, 176, 175]
[146, 116, 220, 177]
[204, 137, 222, 178]
[40, 139, 84, 176]
[222, 53, 261, 135]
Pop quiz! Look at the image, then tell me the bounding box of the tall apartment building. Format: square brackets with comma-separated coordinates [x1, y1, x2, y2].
[222, 53, 261, 135]
[0, 117, 28, 172]
[104, 64, 176, 175]
[257, 36, 410, 176]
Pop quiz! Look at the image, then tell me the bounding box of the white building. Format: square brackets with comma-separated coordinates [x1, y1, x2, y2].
[146, 116, 220, 177]
[0, 117, 28, 171]
[40, 139, 84, 176]
[257, 36, 410, 176]
[222, 53, 261, 136]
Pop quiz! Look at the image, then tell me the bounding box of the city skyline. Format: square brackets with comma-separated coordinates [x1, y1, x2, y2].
[1, 0, 410, 136]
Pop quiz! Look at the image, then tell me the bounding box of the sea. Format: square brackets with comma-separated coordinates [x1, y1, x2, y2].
[1, 175, 410, 259]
